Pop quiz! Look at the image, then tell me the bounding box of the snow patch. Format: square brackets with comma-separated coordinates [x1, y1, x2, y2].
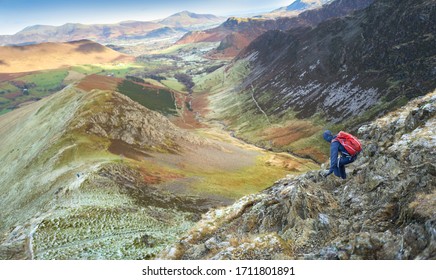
[321, 81, 379, 119]
[309, 60, 320, 71]
[246, 51, 259, 62]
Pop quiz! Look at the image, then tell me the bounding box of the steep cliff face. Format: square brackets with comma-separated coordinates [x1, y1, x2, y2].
[159, 90, 436, 260]
[236, 0, 435, 122]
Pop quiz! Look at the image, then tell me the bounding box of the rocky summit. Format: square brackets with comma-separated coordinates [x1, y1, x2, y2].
[159, 90, 436, 260]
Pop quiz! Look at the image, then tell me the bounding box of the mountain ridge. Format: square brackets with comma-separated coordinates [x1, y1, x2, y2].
[0, 11, 225, 46]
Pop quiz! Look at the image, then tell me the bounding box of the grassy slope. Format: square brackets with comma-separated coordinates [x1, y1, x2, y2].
[0, 70, 68, 114]
[161, 78, 187, 92]
[71, 63, 142, 77]
[147, 125, 318, 201]
[117, 80, 177, 115]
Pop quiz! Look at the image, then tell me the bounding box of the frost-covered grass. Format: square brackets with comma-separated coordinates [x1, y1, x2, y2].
[33, 199, 195, 260]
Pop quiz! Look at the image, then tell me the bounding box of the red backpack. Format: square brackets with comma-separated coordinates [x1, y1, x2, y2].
[332, 131, 362, 156]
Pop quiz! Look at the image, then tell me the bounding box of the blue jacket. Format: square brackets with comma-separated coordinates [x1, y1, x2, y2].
[323, 130, 355, 179]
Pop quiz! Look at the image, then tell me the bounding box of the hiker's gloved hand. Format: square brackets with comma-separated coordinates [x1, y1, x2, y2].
[321, 170, 331, 178]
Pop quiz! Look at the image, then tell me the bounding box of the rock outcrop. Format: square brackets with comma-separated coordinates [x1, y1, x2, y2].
[159, 90, 436, 260]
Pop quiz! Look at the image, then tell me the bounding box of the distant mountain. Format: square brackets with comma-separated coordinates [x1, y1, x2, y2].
[265, 0, 332, 17]
[0, 11, 225, 46]
[0, 22, 163, 46]
[157, 11, 225, 29]
[0, 40, 133, 73]
[178, 0, 373, 58]
[143, 27, 188, 40]
[177, 17, 270, 45]
[285, 0, 331, 11]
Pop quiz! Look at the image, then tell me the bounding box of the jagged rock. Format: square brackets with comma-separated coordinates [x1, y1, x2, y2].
[158, 90, 436, 260]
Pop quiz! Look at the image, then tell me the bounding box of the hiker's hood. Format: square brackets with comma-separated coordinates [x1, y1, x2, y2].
[323, 130, 334, 143]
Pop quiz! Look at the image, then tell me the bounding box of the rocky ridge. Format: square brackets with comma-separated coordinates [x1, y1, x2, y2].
[159, 90, 436, 260]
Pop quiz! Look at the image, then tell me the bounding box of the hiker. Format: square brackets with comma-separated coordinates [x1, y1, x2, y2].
[321, 130, 361, 179]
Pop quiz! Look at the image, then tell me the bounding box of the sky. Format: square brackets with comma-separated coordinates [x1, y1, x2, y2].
[0, 0, 292, 35]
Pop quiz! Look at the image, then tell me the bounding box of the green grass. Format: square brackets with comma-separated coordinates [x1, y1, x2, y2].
[0, 108, 12, 115]
[194, 60, 249, 93]
[0, 82, 19, 93]
[17, 70, 69, 98]
[142, 78, 165, 87]
[161, 78, 186, 92]
[71, 64, 105, 75]
[150, 44, 189, 55]
[149, 42, 218, 56]
[0, 96, 10, 103]
[0, 69, 68, 112]
[71, 63, 142, 78]
[53, 134, 115, 169]
[117, 80, 177, 115]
